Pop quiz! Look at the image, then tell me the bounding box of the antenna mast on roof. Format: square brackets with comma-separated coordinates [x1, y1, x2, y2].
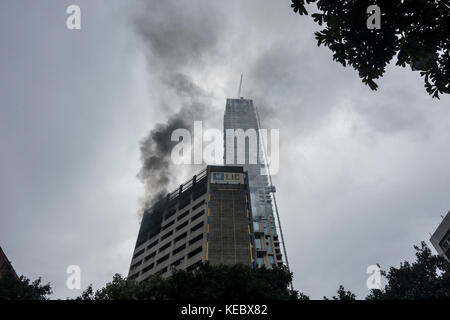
[238, 74, 243, 98]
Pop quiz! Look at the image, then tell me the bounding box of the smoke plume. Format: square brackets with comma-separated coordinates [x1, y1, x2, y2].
[133, 0, 227, 211]
[137, 73, 215, 210]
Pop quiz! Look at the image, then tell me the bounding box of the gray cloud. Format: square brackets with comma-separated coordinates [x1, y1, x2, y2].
[134, 0, 226, 71]
[1, 0, 449, 301]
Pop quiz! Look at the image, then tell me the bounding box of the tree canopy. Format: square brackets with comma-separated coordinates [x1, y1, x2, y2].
[77, 263, 302, 300]
[79, 243, 450, 301]
[325, 242, 450, 300]
[290, 0, 450, 98]
[2, 242, 448, 300]
[0, 272, 52, 300]
[367, 241, 450, 300]
[324, 285, 357, 300]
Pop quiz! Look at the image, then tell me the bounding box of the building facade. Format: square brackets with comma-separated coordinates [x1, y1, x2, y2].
[128, 166, 255, 282]
[224, 98, 283, 269]
[430, 210, 450, 262]
[0, 246, 18, 280]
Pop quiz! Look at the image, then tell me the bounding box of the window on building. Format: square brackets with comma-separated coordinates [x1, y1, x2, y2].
[255, 238, 262, 249]
[257, 257, 264, 267]
[142, 263, 154, 273]
[174, 232, 187, 243]
[270, 220, 277, 234]
[442, 240, 450, 251]
[161, 230, 173, 241]
[133, 249, 145, 259]
[144, 251, 156, 261]
[161, 220, 175, 231]
[159, 242, 171, 253]
[190, 221, 204, 233]
[159, 266, 168, 275]
[171, 257, 184, 268]
[177, 210, 190, 221]
[147, 240, 159, 250]
[268, 255, 275, 268]
[176, 220, 189, 232]
[266, 236, 273, 253]
[192, 200, 206, 211]
[173, 244, 186, 255]
[187, 246, 202, 259]
[189, 234, 203, 246]
[156, 254, 170, 265]
[439, 230, 450, 251]
[191, 210, 205, 222]
[130, 260, 142, 270]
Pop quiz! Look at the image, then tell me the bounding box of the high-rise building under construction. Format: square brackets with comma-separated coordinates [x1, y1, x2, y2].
[128, 96, 287, 282]
[128, 165, 255, 281]
[224, 97, 284, 269]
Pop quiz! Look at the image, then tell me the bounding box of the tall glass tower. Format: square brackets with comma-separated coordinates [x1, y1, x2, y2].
[224, 98, 283, 268]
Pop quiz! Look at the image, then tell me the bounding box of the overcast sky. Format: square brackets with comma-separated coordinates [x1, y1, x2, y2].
[1, 0, 449, 299]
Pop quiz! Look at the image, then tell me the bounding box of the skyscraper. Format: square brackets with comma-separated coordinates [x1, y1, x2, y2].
[128, 165, 255, 281]
[224, 98, 284, 269]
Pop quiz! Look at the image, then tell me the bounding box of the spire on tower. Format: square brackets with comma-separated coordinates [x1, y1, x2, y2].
[238, 74, 243, 98]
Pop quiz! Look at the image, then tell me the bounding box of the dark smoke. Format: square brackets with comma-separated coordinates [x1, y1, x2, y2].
[132, 0, 228, 212]
[137, 116, 186, 207]
[136, 72, 217, 211]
